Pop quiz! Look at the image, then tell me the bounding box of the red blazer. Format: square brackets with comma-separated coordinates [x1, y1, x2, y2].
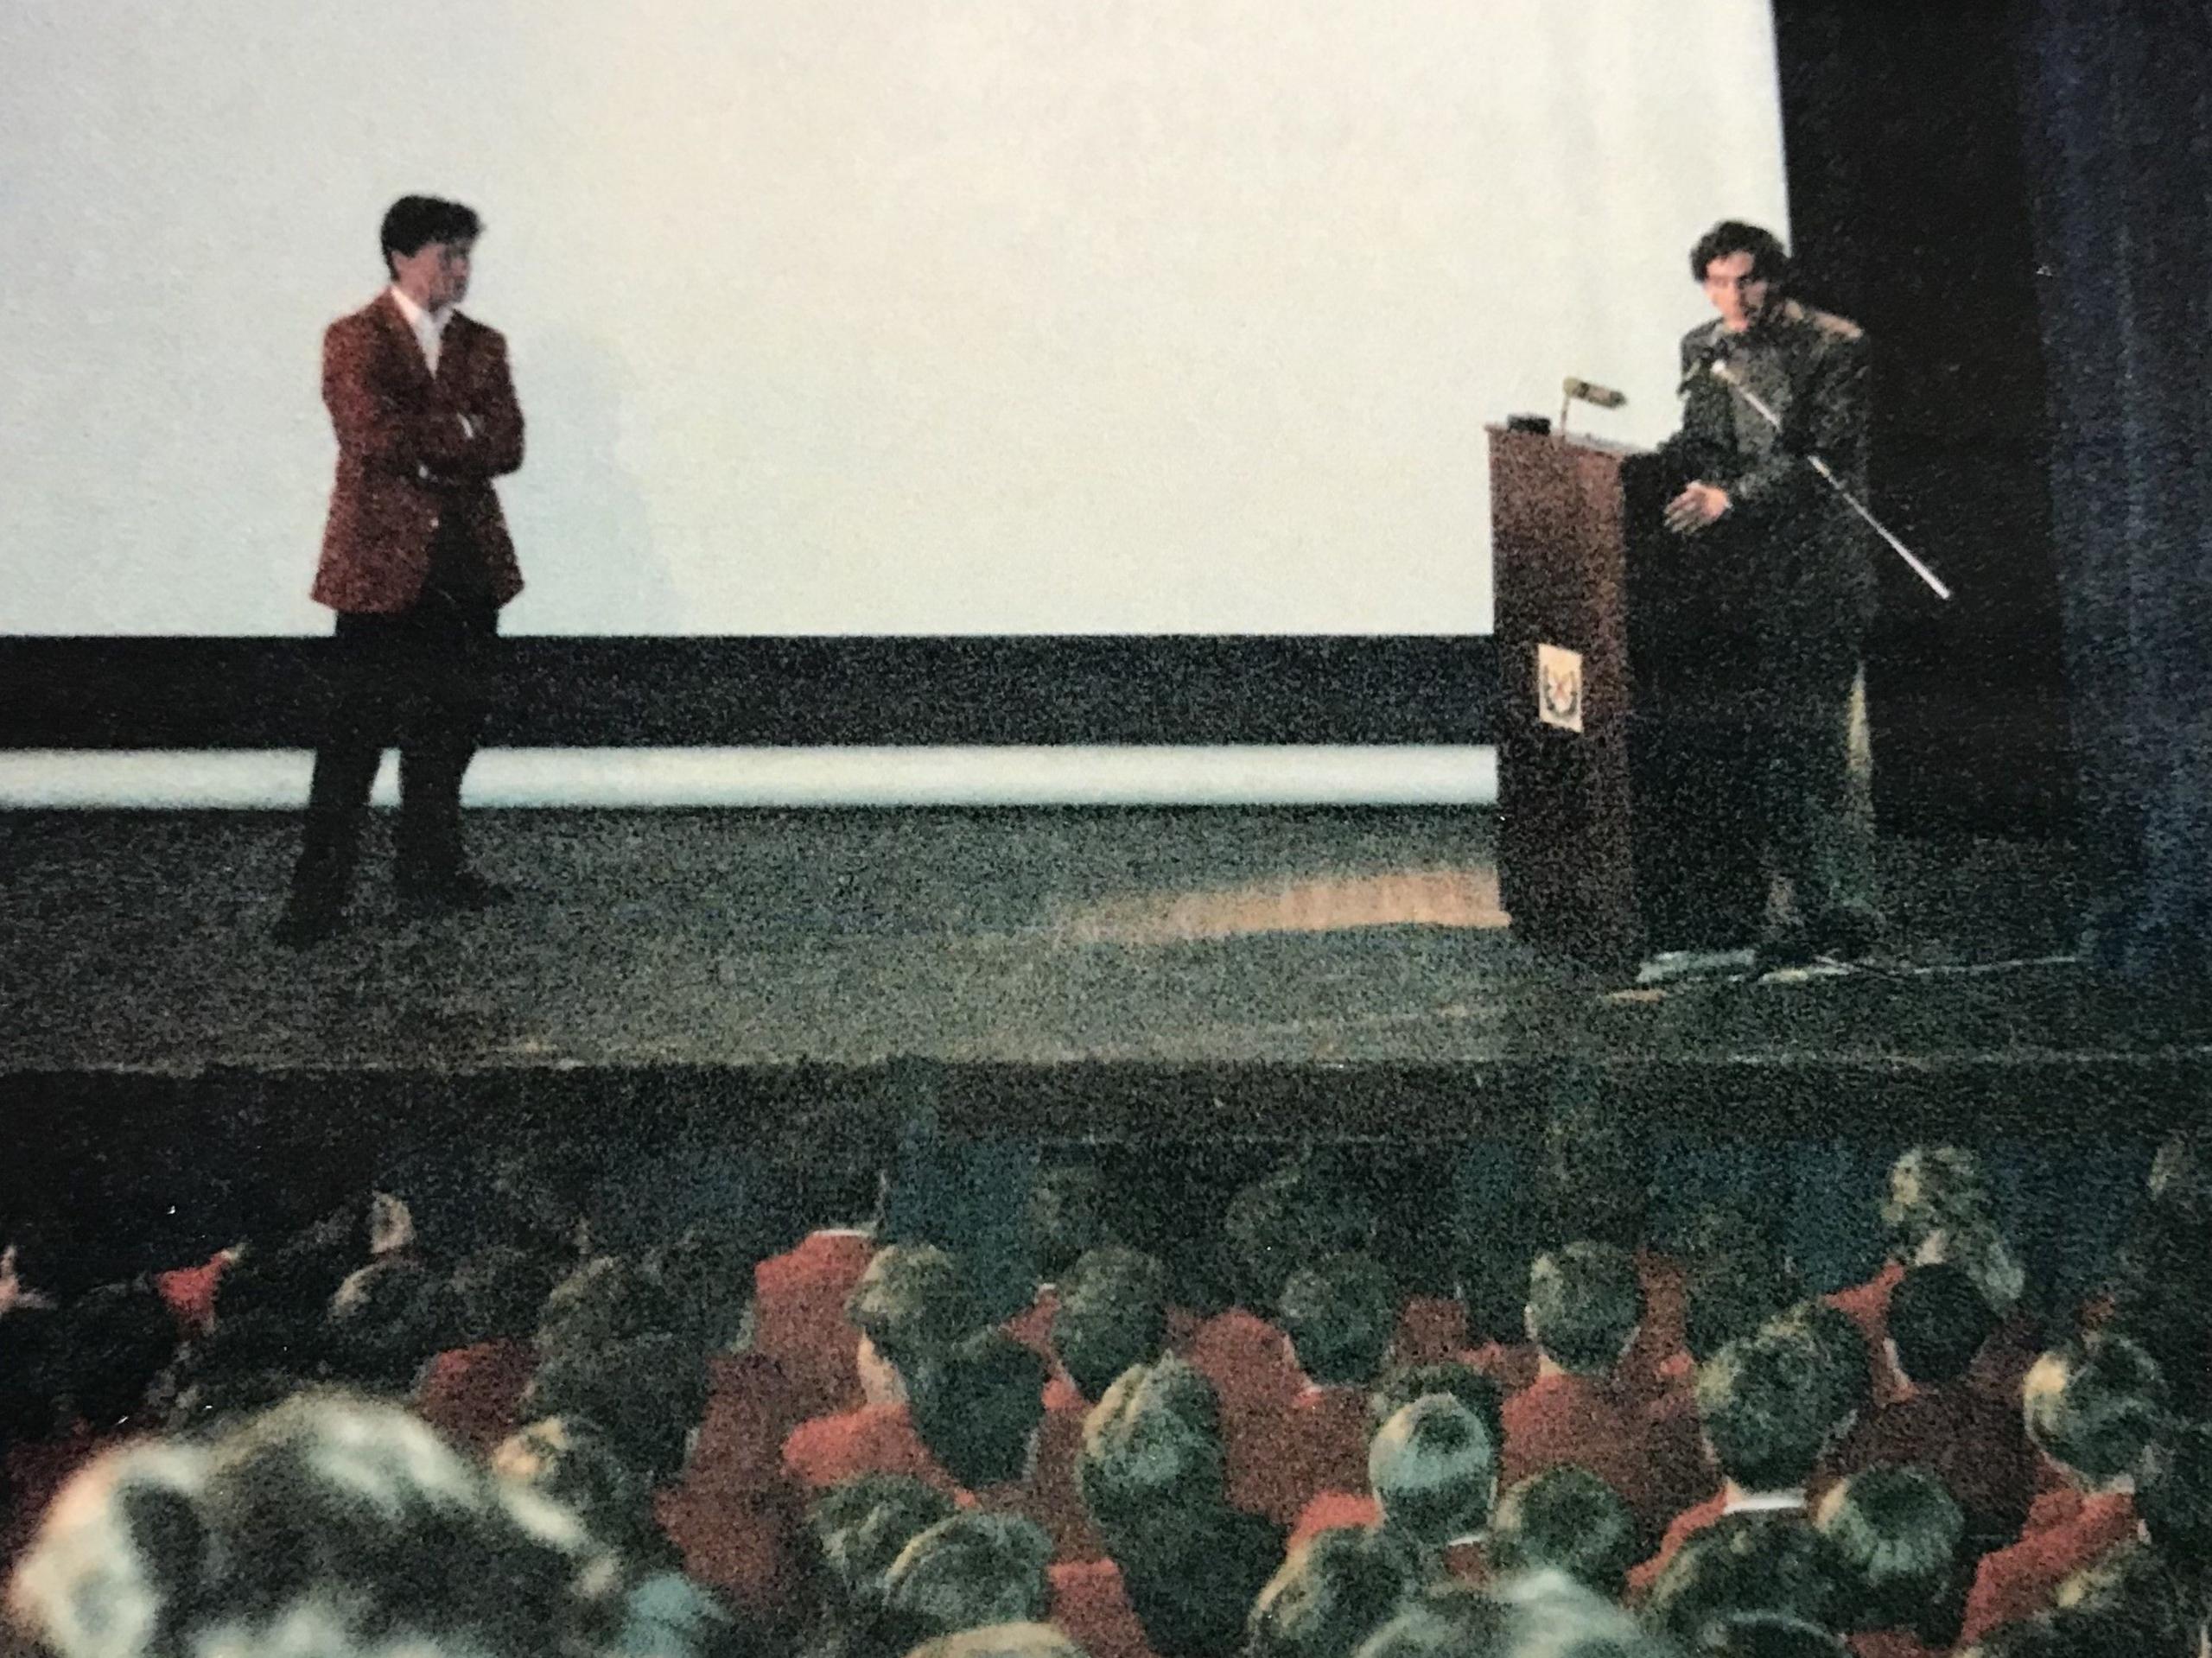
[1958, 1490, 2137, 1648]
[312, 291, 524, 615]
[1028, 1396, 1106, 1562]
[753, 1230, 874, 1423]
[1051, 1558, 1165, 1658]
[1246, 1384, 1375, 1528]
[1626, 1490, 1732, 1600]
[415, 1337, 537, 1458]
[1834, 1382, 2036, 1548]
[780, 1401, 958, 1496]
[1500, 1370, 1707, 1540]
[1183, 1307, 1305, 1515]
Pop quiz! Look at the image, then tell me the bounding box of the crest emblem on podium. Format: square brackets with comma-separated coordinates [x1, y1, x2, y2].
[1536, 643, 1585, 734]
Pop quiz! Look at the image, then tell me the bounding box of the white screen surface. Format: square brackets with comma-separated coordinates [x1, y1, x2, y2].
[2, 2, 1788, 638]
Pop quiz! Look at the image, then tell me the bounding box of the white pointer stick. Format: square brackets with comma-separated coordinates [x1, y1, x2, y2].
[1709, 359, 1954, 602]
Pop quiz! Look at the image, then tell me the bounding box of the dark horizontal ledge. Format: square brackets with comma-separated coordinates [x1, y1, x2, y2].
[0, 635, 1500, 749]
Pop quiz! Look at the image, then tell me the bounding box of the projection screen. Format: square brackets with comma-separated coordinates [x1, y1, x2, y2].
[3, 0, 1789, 641]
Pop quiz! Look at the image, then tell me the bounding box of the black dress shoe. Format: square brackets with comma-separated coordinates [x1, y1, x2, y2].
[1754, 920, 1817, 970]
[273, 900, 344, 949]
[397, 870, 515, 916]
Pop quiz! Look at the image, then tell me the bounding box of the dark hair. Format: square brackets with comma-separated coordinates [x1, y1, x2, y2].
[1281, 1254, 1398, 1387]
[1491, 1467, 1641, 1599]
[2022, 1335, 2168, 1485]
[14, 1392, 620, 1658]
[1525, 1243, 1643, 1375]
[325, 1258, 459, 1393]
[1075, 1357, 1227, 1543]
[536, 1256, 678, 1357]
[882, 1511, 1052, 1639]
[648, 1223, 763, 1354]
[1815, 1466, 1963, 1637]
[1225, 1156, 1379, 1312]
[1248, 1527, 1424, 1658]
[493, 1415, 658, 1557]
[1644, 1514, 1842, 1651]
[1886, 1265, 1998, 1388]
[806, 1474, 960, 1614]
[1694, 1614, 1849, 1658]
[1686, 1251, 1800, 1368]
[1024, 1166, 1109, 1284]
[380, 195, 482, 277]
[1689, 221, 1792, 289]
[48, 1282, 177, 1428]
[1696, 1328, 1833, 1492]
[450, 1245, 559, 1345]
[2139, 1420, 2212, 1591]
[910, 1329, 1047, 1491]
[1773, 1301, 1872, 1444]
[1368, 1395, 1497, 1547]
[1052, 1245, 1168, 1402]
[1370, 1363, 1505, 1466]
[846, 1245, 978, 1381]
[520, 1332, 709, 1488]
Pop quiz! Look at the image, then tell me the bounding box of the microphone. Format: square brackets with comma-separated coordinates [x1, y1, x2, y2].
[1561, 377, 1627, 409]
[1679, 334, 1732, 395]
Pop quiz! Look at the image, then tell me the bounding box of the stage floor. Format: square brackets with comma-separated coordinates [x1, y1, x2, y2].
[3, 807, 2194, 1104]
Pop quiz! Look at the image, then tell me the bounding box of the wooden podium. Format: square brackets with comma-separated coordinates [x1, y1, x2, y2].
[1490, 426, 1764, 965]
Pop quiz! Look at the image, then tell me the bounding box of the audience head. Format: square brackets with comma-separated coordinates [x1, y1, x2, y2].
[909, 1625, 1086, 1658]
[536, 1255, 677, 1356]
[1052, 1245, 1168, 1403]
[1076, 1356, 1227, 1543]
[46, 1282, 176, 1430]
[1359, 1572, 1666, 1658]
[881, 1511, 1052, 1640]
[647, 1223, 762, 1355]
[1224, 1154, 1379, 1312]
[1643, 1514, 1841, 1652]
[449, 1244, 560, 1347]
[2051, 1543, 2186, 1655]
[1538, 1083, 1649, 1250]
[326, 1257, 460, 1393]
[1814, 1466, 1963, 1637]
[846, 1244, 979, 1394]
[806, 1473, 960, 1617]
[2021, 1334, 2167, 1490]
[1695, 1326, 1834, 1495]
[1281, 1253, 1398, 1388]
[1022, 1165, 1109, 1285]
[1490, 1467, 1641, 1601]
[519, 1331, 709, 1489]
[1525, 1242, 1642, 1377]
[910, 1329, 1047, 1492]
[2139, 1419, 2212, 1604]
[10, 1392, 617, 1658]
[1771, 1300, 1872, 1447]
[1852, 1153, 2033, 1332]
[1686, 1249, 1801, 1369]
[1885, 1263, 1997, 1388]
[492, 1414, 657, 1556]
[1371, 1364, 1505, 1470]
[1693, 1615, 1849, 1658]
[1248, 1527, 1424, 1658]
[1368, 1394, 1497, 1549]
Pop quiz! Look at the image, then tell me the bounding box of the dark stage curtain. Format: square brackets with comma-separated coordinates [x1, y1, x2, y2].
[2020, 3, 2212, 974]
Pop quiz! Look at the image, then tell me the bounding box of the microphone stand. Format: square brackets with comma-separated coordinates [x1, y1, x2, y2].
[1708, 361, 1954, 601]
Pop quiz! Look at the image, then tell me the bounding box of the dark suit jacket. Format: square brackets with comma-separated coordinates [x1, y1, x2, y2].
[312, 291, 524, 614]
[1663, 298, 1876, 642]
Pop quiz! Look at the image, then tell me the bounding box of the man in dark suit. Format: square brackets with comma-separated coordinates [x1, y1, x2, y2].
[277, 194, 525, 945]
[1658, 220, 1881, 962]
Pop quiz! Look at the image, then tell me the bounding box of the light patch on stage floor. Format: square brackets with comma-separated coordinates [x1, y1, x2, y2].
[1059, 866, 1507, 943]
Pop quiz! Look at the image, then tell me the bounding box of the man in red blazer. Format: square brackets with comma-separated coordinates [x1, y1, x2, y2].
[278, 194, 525, 945]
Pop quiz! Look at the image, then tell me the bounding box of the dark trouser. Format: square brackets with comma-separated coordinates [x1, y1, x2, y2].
[1748, 630, 1873, 922]
[289, 578, 499, 914]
